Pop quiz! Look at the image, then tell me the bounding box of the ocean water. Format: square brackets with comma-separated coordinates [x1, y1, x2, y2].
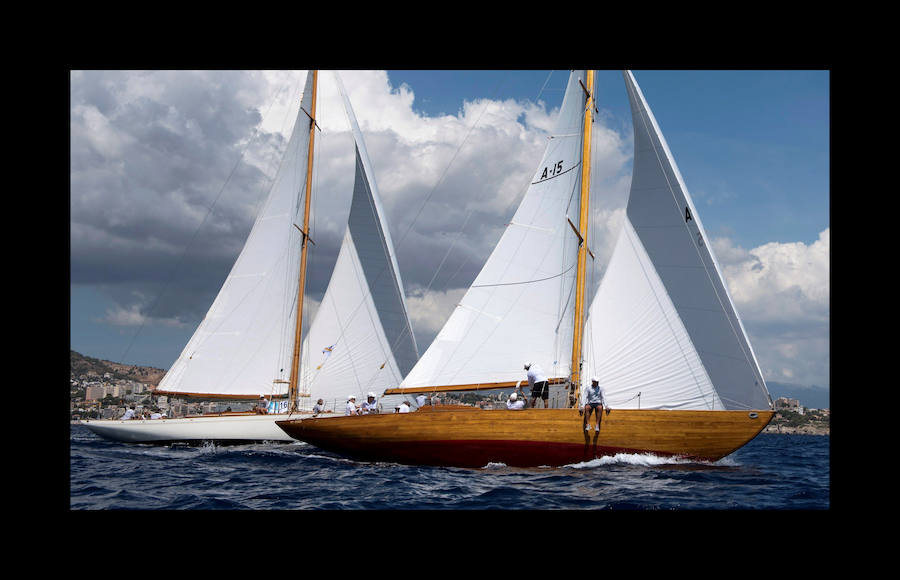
[68, 424, 829, 510]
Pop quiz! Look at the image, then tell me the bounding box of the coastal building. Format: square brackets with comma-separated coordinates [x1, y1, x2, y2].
[774, 397, 801, 411]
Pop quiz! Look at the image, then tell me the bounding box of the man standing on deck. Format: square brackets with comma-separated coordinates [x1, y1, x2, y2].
[524, 362, 549, 408]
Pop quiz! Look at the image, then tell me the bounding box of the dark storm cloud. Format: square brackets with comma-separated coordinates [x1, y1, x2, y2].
[70, 70, 295, 321]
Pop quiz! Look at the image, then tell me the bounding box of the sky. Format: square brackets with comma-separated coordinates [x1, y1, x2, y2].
[69, 69, 829, 396]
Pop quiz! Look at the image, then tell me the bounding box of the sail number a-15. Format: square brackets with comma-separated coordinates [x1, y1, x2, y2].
[539, 160, 564, 181]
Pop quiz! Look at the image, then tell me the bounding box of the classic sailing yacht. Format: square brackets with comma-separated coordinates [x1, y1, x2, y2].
[82, 71, 418, 444]
[276, 70, 774, 467]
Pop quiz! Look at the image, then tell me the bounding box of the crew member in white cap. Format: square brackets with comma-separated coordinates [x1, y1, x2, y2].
[345, 395, 359, 416]
[361, 392, 379, 414]
[506, 391, 525, 410]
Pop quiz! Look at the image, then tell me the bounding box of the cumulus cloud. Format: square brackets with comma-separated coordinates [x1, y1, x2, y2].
[715, 228, 830, 387]
[405, 287, 468, 349]
[70, 70, 828, 391]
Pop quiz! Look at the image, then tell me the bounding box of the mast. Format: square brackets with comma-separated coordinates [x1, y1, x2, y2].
[569, 70, 594, 408]
[288, 70, 318, 413]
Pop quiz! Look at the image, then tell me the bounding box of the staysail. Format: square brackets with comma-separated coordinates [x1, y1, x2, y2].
[581, 70, 771, 411]
[297, 71, 419, 403]
[398, 71, 590, 390]
[157, 72, 315, 399]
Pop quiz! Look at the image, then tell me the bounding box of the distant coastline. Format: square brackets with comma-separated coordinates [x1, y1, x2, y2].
[69, 350, 830, 435]
[763, 423, 829, 436]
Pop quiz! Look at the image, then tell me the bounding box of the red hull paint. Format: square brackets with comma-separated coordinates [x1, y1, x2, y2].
[306, 437, 661, 468]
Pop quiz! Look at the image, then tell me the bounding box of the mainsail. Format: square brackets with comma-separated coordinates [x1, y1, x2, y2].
[157, 73, 315, 399]
[157, 71, 418, 404]
[398, 71, 590, 390]
[581, 71, 770, 411]
[297, 71, 419, 402]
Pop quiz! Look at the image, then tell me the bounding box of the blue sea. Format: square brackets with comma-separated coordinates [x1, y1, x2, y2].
[68, 424, 829, 510]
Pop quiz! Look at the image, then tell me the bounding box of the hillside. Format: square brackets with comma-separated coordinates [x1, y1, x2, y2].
[70, 350, 167, 387]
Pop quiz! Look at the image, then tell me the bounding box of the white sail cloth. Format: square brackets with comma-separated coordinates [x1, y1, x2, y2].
[298, 228, 405, 403]
[297, 71, 419, 404]
[158, 71, 418, 405]
[399, 71, 590, 390]
[158, 73, 315, 398]
[582, 71, 770, 411]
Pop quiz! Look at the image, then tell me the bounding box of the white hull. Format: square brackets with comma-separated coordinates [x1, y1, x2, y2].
[80, 413, 311, 444]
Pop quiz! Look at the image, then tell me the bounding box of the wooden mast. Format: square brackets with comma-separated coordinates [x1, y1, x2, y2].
[569, 70, 594, 408]
[288, 70, 318, 413]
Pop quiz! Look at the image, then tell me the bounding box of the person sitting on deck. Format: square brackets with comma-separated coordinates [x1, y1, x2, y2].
[345, 395, 359, 416]
[583, 377, 609, 432]
[506, 391, 525, 410]
[360, 392, 378, 414]
[256, 396, 269, 414]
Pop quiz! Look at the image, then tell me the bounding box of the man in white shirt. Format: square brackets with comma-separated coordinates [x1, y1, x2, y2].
[121, 406, 136, 420]
[583, 377, 609, 432]
[415, 394, 427, 408]
[524, 362, 549, 408]
[345, 395, 359, 416]
[397, 401, 411, 413]
[506, 392, 525, 410]
[360, 392, 378, 414]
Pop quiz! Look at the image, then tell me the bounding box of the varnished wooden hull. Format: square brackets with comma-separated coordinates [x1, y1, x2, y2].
[276, 407, 774, 468]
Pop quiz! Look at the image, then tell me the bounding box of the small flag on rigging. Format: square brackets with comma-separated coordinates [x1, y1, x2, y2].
[316, 344, 335, 370]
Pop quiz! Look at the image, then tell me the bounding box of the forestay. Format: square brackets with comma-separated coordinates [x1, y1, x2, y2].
[399, 70, 589, 390]
[581, 71, 770, 411]
[157, 73, 315, 398]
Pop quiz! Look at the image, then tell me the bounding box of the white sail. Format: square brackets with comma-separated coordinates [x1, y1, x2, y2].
[298, 228, 406, 403]
[298, 71, 419, 404]
[400, 71, 590, 389]
[157, 72, 315, 398]
[582, 71, 770, 411]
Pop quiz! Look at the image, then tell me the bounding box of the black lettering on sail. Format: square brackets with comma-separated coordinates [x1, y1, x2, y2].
[685, 206, 693, 222]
